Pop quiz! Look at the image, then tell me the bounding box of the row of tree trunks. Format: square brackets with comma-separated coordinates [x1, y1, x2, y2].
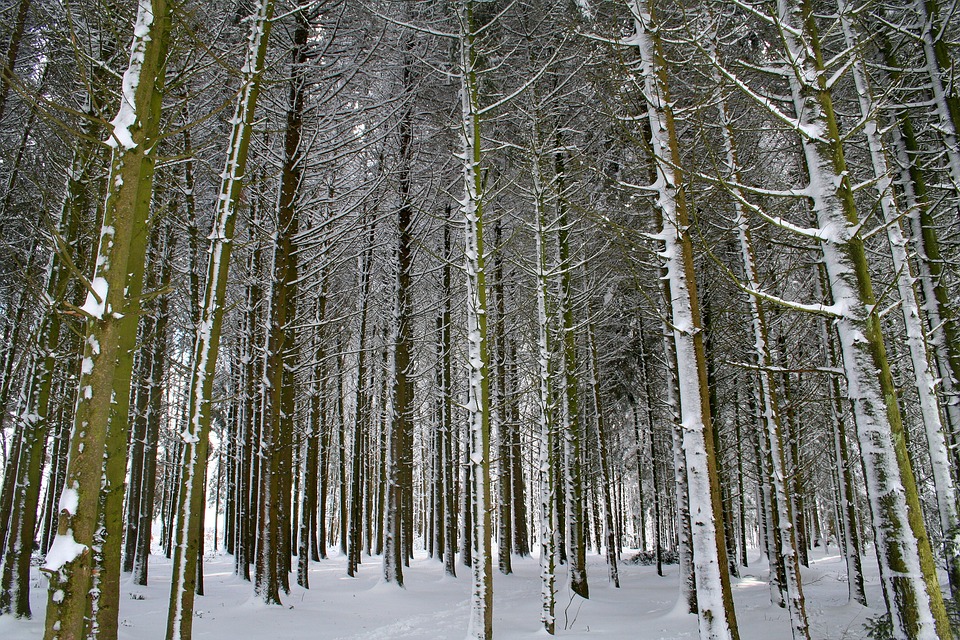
[774, 1, 948, 635]
[0, 4, 956, 640]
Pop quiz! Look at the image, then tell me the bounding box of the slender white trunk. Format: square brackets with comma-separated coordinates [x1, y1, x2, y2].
[914, 0, 960, 192]
[460, 4, 492, 637]
[534, 170, 555, 634]
[666, 329, 696, 613]
[382, 253, 400, 585]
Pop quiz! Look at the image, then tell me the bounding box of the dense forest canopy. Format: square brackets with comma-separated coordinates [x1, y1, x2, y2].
[0, 0, 958, 638]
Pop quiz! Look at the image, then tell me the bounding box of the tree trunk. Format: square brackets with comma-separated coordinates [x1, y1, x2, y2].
[384, 37, 416, 585]
[42, 3, 171, 638]
[0, 0, 31, 125]
[460, 4, 493, 635]
[165, 1, 275, 636]
[133, 249, 168, 587]
[533, 150, 556, 634]
[554, 138, 589, 601]
[839, 0, 960, 599]
[629, 2, 739, 636]
[771, 1, 950, 635]
[586, 312, 619, 587]
[638, 324, 663, 576]
[439, 215, 457, 577]
[347, 223, 375, 578]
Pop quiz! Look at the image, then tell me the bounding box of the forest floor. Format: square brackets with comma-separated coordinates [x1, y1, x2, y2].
[0, 543, 887, 639]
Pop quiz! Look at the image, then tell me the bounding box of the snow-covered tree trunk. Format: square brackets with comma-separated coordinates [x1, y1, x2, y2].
[712, 48, 809, 638]
[733, 400, 748, 570]
[383, 236, 406, 585]
[913, 0, 960, 193]
[662, 305, 696, 613]
[347, 222, 375, 579]
[750, 379, 785, 606]
[636, 324, 663, 575]
[235, 235, 263, 580]
[820, 307, 866, 605]
[880, 27, 960, 477]
[772, 1, 949, 636]
[627, 2, 739, 637]
[438, 216, 458, 578]
[508, 341, 529, 558]
[299, 401, 318, 587]
[554, 139, 589, 601]
[133, 237, 169, 587]
[124, 270, 155, 575]
[586, 311, 619, 588]
[533, 154, 556, 634]
[384, 37, 416, 586]
[164, 1, 275, 637]
[94, 147, 169, 639]
[493, 222, 513, 576]
[460, 3, 492, 636]
[41, 2, 171, 638]
[315, 292, 330, 562]
[840, 0, 960, 600]
[0, 85, 96, 618]
[301, 283, 328, 577]
[259, 0, 308, 599]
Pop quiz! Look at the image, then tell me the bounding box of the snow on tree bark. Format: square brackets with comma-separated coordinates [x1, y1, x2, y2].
[532, 134, 556, 634]
[770, 0, 950, 636]
[839, 0, 960, 601]
[554, 139, 589, 601]
[460, 3, 493, 636]
[913, 0, 960, 194]
[626, 2, 740, 637]
[711, 37, 809, 637]
[0, 88, 96, 618]
[165, 1, 275, 637]
[41, 2, 171, 638]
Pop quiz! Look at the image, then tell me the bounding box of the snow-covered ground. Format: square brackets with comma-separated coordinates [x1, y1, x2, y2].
[0, 546, 885, 639]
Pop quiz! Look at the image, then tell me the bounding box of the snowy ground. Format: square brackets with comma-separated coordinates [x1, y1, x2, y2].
[1, 545, 886, 639]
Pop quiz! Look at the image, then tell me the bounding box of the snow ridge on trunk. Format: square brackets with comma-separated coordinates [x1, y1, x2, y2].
[165, 2, 275, 638]
[41, 1, 171, 637]
[627, 2, 739, 638]
[460, 5, 492, 637]
[913, 0, 960, 194]
[839, 0, 960, 600]
[533, 154, 556, 634]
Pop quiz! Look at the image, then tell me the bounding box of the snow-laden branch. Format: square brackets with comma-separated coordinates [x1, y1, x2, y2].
[705, 50, 827, 143]
[696, 213, 843, 318]
[363, 4, 456, 39]
[705, 171, 828, 240]
[745, 286, 844, 317]
[477, 40, 571, 117]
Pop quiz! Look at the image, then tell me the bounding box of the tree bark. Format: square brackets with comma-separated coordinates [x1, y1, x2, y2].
[165, 1, 275, 635]
[42, 3, 171, 637]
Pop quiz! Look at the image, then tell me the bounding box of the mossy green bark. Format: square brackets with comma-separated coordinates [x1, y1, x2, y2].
[42, 2, 171, 638]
